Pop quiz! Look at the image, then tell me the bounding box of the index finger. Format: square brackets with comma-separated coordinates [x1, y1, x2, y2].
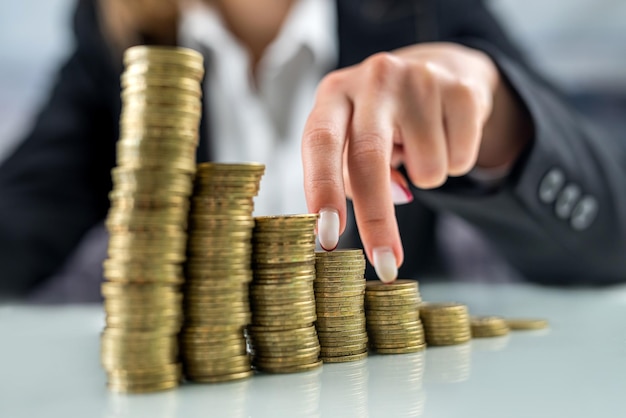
[301, 87, 352, 251]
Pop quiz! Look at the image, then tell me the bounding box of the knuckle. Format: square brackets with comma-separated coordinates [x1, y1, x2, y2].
[408, 163, 447, 189]
[359, 215, 389, 231]
[409, 62, 438, 99]
[318, 71, 347, 93]
[348, 133, 387, 170]
[364, 53, 404, 87]
[448, 154, 475, 176]
[450, 80, 480, 105]
[306, 176, 343, 196]
[302, 126, 341, 151]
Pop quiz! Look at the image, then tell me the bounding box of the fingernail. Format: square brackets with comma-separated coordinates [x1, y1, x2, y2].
[373, 247, 398, 283]
[391, 181, 413, 205]
[318, 208, 340, 251]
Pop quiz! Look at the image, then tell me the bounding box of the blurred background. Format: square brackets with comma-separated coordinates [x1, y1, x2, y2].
[0, 0, 625, 163]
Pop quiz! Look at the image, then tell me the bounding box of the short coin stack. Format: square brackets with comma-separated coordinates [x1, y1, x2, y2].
[101, 45, 204, 393]
[470, 316, 510, 338]
[420, 302, 472, 346]
[365, 280, 426, 354]
[314, 249, 368, 363]
[247, 215, 322, 373]
[181, 162, 265, 383]
[505, 318, 549, 331]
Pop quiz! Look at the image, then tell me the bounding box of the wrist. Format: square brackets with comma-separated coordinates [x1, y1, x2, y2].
[477, 67, 533, 169]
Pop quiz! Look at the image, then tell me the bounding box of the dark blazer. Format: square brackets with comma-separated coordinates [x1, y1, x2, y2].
[1, 0, 625, 297]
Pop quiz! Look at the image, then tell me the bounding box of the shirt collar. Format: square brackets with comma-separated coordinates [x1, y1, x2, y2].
[178, 0, 337, 74]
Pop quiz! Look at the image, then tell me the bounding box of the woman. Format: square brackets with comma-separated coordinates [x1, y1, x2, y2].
[1, 0, 624, 301]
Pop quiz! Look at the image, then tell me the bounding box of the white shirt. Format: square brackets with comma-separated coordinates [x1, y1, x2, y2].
[179, 0, 337, 216]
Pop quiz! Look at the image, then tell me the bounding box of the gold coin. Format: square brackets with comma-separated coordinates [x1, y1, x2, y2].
[120, 96, 202, 116]
[197, 161, 265, 173]
[256, 360, 322, 374]
[181, 348, 248, 360]
[120, 125, 199, 140]
[252, 344, 320, 357]
[124, 44, 203, 63]
[253, 352, 321, 368]
[185, 366, 252, 379]
[251, 283, 313, 294]
[123, 56, 204, 75]
[253, 253, 316, 264]
[101, 282, 180, 295]
[315, 248, 363, 257]
[249, 340, 320, 354]
[122, 83, 202, 98]
[321, 351, 368, 363]
[117, 156, 196, 173]
[185, 282, 251, 294]
[188, 370, 254, 383]
[107, 362, 181, 375]
[366, 279, 418, 291]
[107, 379, 179, 393]
[419, 302, 467, 312]
[246, 324, 317, 336]
[505, 318, 549, 330]
[374, 344, 426, 354]
[122, 69, 203, 87]
[254, 214, 318, 223]
[189, 213, 254, 223]
[110, 191, 191, 209]
[120, 112, 201, 129]
[251, 314, 316, 325]
[121, 74, 202, 93]
[105, 307, 182, 324]
[471, 316, 509, 333]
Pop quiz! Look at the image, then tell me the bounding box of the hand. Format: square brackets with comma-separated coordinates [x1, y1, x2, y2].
[302, 42, 531, 283]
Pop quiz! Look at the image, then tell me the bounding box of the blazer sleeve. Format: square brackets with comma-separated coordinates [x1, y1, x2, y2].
[412, 0, 626, 285]
[0, 0, 120, 296]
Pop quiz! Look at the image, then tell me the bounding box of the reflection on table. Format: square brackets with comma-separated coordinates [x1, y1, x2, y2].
[2, 282, 626, 418]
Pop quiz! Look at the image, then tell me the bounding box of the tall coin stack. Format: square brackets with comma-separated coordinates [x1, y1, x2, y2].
[365, 280, 426, 354]
[182, 162, 265, 383]
[247, 215, 322, 373]
[314, 249, 368, 363]
[101, 46, 204, 393]
[419, 302, 471, 346]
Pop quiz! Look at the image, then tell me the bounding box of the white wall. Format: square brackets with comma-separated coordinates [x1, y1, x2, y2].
[0, 0, 75, 162]
[488, 0, 626, 91]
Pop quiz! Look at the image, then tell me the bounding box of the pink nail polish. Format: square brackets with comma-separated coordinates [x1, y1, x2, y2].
[391, 181, 413, 205]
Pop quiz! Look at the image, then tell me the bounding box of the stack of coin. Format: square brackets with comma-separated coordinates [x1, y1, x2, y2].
[101, 45, 204, 393]
[247, 215, 322, 373]
[419, 302, 471, 346]
[365, 279, 426, 354]
[470, 316, 510, 338]
[314, 249, 368, 363]
[182, 162, 265, 383]
[505, 318, 549, 331]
